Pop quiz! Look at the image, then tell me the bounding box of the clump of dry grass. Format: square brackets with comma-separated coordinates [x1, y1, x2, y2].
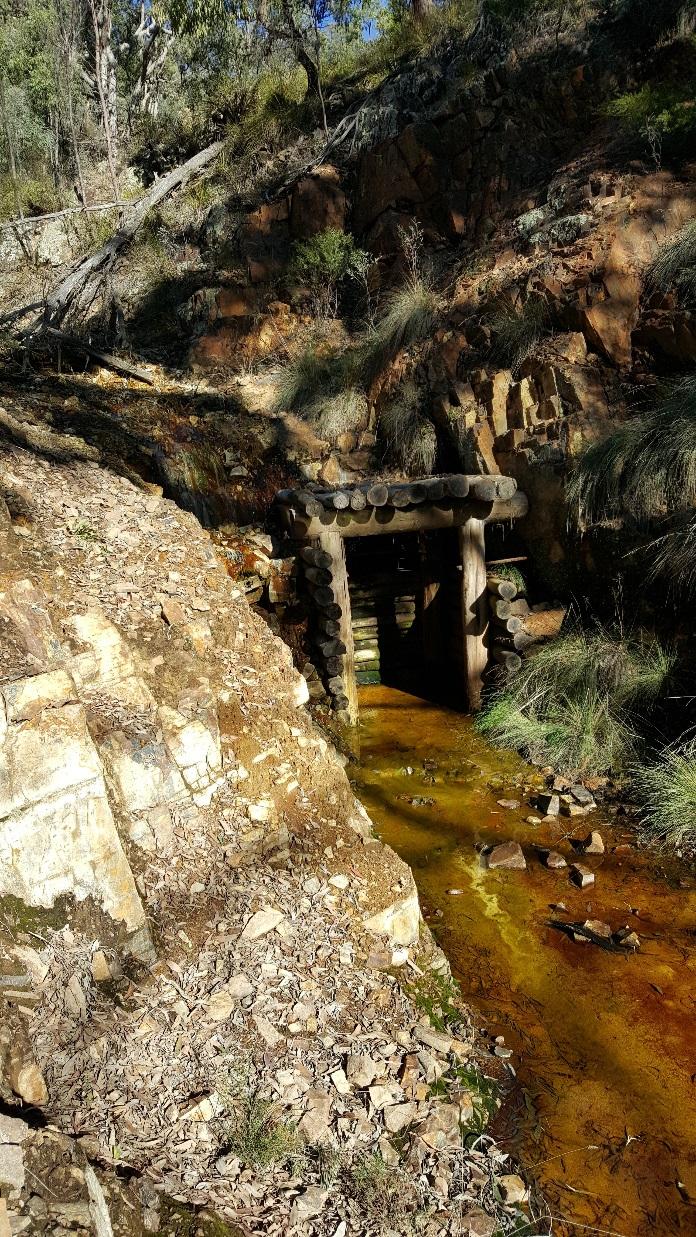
[379, 381, 438, 475]
[477, 622, 673, 776]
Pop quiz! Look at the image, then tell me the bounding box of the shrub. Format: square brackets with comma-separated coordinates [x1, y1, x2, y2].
[606, 55, 696, 165]
[633, 739, 696, 851]
[288, 229, 370, 316]
[476, 624, 674, 776]
[379, 382, 438, 475]
[487, 294, 550, 373]
[646, 218, 696, 309]
[568, 374, 696, 530]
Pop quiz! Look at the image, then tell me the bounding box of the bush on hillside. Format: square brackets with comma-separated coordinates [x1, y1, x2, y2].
[606, 45, 696, 165]
[633, 739, 696, 851]
[476, 624, 673, 776]
[288, 229, 369, 316]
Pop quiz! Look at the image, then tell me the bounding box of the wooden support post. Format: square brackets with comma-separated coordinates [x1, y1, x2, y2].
[418, 532, 440, 670]
[459, 517, 488, 711]
[317, 522, 358, 725]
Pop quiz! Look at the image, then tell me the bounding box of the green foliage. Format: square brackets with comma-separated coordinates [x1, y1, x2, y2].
[633, 739, 696, 851]
[345, 1153, 421, 1230]
[476, 624, 674, 776]
[404, 969, 462, 1032]
[323, 0, 476, 89]
[487, 295, 550, 374]
[606, 44, 696, 164]
[490, 563, 526, 592]
[0, 170, 63, 221]
[568, 375, 696, 532]
[646, 218, 696, 309]
[222, 1067, 299, 1169]
[289, 228, 369, 314]
[379, 381, 438, 475]
[452, 1064, 499, 1134]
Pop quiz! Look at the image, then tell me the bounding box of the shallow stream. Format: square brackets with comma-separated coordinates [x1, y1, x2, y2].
[352, 686, 696, 1237]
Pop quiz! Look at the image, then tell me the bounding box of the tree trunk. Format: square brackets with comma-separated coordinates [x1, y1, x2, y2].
[88, 0, 119, 197]
[411, 0, 434, 21]
[0, 75, 33, 261]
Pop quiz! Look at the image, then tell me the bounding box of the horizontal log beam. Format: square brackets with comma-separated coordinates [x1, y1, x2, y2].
[277, 492, 528, 539]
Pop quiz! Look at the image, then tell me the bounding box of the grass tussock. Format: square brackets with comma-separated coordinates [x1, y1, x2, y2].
[487, 295, 550, 374]
[225, 1094, 298, 1168]
[273, 275, 440, 419]
[633, 739, 696, 851]
[476, 624, 674, 776]
[223, 1074, 299, 1168]
[346, 1152, 421, 1231]
[568, 374, 696, 529]
[272, 344, 351, 414]
[379, 382, 438, 475]
[646, 218, 696, 309]
[306, 388, 368, 443]
[359, 277, 440, 386]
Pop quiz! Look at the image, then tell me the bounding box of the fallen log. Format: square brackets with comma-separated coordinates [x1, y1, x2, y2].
[45, 328, 156, 385]
[18, 141, 223, 333]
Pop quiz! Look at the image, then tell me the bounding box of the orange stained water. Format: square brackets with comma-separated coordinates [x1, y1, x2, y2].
[352, 686, 696, 1237]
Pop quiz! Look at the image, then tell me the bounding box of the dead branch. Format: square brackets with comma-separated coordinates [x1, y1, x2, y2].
[45, 328, 156, 384]
[0, 201, 130, 232]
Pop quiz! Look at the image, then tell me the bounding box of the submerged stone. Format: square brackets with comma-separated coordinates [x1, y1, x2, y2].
[583, 830, 605, 855]
[570, 863, 595, 888]
[542, 850, 567, 870]
[487, 841, 526, 870]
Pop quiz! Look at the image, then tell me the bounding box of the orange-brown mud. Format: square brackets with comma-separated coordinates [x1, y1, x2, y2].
[353, 686, 696, 1237]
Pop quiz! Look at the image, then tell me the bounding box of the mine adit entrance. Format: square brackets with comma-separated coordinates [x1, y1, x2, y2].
[274, 474, 528, 724]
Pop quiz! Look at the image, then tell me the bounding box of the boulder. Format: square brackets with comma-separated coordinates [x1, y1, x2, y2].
[0, 697, 152, 959]
[363, 891, 420, 946]
[582, 830, 604, 855]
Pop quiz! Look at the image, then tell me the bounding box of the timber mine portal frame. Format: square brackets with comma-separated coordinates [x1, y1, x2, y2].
[274, 474, 528, 725]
